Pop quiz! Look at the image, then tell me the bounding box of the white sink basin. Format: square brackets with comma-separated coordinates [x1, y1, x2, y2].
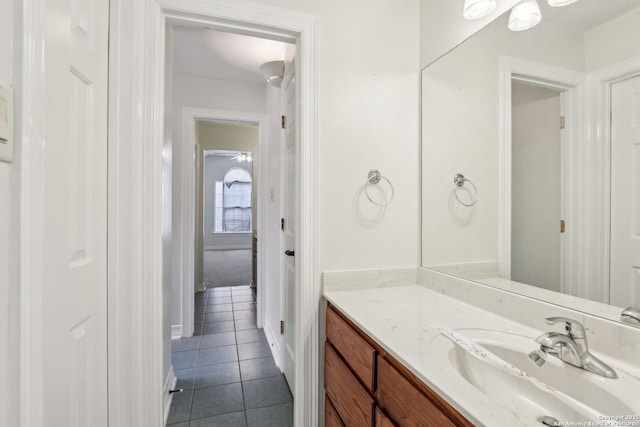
[434, 329, 640, 425]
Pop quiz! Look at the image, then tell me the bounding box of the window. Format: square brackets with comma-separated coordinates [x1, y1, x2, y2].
[214, 167, 252, 233]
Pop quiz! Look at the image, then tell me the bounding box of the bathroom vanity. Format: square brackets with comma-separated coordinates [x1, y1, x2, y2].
[324, 303, 471, 427]
[322, 268, 640, 426]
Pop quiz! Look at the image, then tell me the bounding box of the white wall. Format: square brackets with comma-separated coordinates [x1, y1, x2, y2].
[255, 0, 420, 272]
[203, 154, 254, 250]
[421, 13, 584, 268]
[419, 0, 520, 68]
[170, 72, 265, 331]
[511, 83, 561, 292]
[584, 5, 640, 72]
[0, 0, 15, 425]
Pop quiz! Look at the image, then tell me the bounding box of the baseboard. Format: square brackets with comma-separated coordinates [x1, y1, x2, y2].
[204, 245, 251, 251]
[171, 324, 182, 340]
[263, 321, 283, 371]
[163, 366, 178, 425]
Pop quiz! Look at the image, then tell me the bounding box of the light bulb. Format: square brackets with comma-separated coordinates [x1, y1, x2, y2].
[463, 0, 497, 20]
[508, 0, 542, 32]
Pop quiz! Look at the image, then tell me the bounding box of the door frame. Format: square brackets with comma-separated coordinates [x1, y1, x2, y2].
[179, 107, 268, 338]
[108, 0, 318, 426]
[499, 56, 584, 292]
[18, 0, 47, 424]
[588, 54, 640, 303]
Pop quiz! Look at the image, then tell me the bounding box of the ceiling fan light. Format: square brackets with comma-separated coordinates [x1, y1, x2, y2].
[463, 0, 497, 20]
[508, 0, 542, 32]
[547, 0, 579, 7]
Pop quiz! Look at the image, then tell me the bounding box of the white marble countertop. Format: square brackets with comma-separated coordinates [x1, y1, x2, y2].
[324, 283, 562, 427]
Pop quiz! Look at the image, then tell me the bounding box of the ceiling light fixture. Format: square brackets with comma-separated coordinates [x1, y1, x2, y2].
[547, 0, 579, 6]
[508, 0, 542, 31]
[232, 152, 252, 163]
[258, 61, 284, 87]
[463, 0, 497, 20]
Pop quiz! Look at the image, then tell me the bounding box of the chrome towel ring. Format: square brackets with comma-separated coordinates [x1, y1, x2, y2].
[453, 173, 478, 207]
[366, 169, 394, 206]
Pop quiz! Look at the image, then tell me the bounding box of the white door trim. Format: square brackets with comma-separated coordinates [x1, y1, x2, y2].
[108, 0, 318, 425]
[588, 55, 640, 303]
[180, 107, 268, 337]
[18, 0, 47, 425]
[499, 56, 584, 290]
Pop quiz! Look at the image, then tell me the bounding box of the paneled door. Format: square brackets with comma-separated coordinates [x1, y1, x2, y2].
[610, 75, 640, 307]
[281, 56, 297, 394]
[40, 0, 110, 424]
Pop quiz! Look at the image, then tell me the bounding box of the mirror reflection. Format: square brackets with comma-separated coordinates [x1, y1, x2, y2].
[421, 0, 640, 323]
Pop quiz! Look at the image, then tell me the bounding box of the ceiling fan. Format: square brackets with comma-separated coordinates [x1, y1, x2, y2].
[231, 152, 252, 162]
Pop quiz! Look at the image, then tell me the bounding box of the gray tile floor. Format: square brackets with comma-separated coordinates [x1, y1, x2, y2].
[168, 286, 293, 427]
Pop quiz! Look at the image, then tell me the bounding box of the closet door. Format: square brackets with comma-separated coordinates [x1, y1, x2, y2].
[610, 75, 640, 307]
[39, 0, 110, 424]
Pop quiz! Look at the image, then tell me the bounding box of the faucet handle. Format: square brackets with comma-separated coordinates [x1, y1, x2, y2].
[545, 317, 586, 338]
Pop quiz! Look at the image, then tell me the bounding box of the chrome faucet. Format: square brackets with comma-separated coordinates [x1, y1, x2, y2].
[621, 304, 640, 326]
[529, 317, 617, 379]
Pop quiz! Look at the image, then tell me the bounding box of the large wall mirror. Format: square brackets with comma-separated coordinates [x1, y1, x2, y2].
[421, 0, 640, 325]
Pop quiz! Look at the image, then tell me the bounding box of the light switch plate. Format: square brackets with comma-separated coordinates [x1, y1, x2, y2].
[0, 85, 14, 163]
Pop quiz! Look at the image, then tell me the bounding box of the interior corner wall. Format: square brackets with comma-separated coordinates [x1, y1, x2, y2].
[419, 0, 521, 68]
[584, 5, 640, 72]
[170, 72, 265, 334]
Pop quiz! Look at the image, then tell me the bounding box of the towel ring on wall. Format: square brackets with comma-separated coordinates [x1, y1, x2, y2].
[453, 173, 478, 207]
[365, 169, 395, 206]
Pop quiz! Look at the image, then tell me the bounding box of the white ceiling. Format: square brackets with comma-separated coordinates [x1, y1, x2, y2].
[172, 27, 292, 84]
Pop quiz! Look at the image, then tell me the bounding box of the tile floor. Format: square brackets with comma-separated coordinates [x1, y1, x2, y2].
[167, 286, 293, 427]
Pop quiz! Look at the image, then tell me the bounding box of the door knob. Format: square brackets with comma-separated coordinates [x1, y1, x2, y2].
[285, 250, 295, 257]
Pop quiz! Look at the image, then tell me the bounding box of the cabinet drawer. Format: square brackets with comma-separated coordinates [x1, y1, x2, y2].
[375, 407, 395, 427]
[326, 306, 376, 391]
[325, 342, 374, 427]
[325, 395, 345, 427]
[376, 357, 459, 427]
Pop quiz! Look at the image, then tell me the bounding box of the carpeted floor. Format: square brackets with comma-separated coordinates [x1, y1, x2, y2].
[203, 249, 252, 288]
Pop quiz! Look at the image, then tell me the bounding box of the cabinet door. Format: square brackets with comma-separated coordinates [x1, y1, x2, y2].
[325, 396, 345, 427]
[324, 342, 374, 427]
[377, 357, 458, 427]
[326, 306, 376, 391]
[376, 407, 396, 427]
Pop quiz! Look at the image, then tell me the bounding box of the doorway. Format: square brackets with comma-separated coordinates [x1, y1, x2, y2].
[166, 22, 299, 425]
[107, 2, 319, 425]
[510, 81, 563, 293]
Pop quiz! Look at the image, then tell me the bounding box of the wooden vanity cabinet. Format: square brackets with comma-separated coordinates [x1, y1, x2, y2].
[324, 303, 473, 427]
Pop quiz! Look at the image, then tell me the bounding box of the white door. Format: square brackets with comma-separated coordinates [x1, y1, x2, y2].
[281, 57, 297, 393]
[610, 75, 640, 307]
[40, 0, 109, 424]
[510, 82, 563, 293]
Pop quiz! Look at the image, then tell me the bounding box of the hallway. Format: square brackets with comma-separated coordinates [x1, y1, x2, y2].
[168, 286, 293, 426]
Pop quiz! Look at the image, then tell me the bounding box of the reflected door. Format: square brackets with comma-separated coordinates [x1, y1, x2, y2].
[610, 75, 640, 307]
[511, 82, 563, 293]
